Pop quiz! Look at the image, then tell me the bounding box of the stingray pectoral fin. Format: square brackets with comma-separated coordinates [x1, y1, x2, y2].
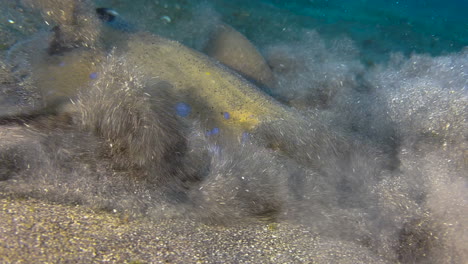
[22, 0, 101, 51]
[0, 98, 70, 126]
[22, 0, 77, 25]
[30, 47, 104, 106]
[123, 33, 289, 136]
[203, 24, 276, 89]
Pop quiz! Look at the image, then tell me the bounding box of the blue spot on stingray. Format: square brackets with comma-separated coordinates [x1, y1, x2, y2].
[175, 102, 191, 117]
[223, 112, 230, 119]
[59, 61, 66, 67]
[89, 72, 98, 79]
[206, 127, 220, 136]
[242, 132, 250, 143]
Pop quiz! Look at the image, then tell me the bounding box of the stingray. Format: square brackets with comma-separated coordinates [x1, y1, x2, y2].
[5, 0, 309, 141]
[4, 0, 350, 172]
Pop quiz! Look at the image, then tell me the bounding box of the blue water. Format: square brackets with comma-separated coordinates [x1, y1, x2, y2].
[270, 0, 467, 52]
[215, 0, 468, 62]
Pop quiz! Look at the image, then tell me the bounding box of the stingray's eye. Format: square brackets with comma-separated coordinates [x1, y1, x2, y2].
[96, 8, 119, 22]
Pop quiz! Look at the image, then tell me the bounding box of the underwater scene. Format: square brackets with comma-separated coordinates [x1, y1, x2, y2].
[0, 0, 466, 263]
